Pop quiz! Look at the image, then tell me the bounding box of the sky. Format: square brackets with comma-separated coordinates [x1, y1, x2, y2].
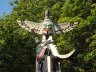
[0, 0, 13, 17]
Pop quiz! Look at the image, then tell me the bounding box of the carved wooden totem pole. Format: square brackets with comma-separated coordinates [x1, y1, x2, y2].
[17, 10, 78, 72]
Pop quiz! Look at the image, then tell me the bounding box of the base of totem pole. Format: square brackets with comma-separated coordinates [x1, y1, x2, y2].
[40, 55, 61, 72]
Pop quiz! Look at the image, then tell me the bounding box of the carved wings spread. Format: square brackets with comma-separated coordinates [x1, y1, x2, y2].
[17, 20, 41, 34]
[17, 20, 78, 34]
[54, 22, 78, 34]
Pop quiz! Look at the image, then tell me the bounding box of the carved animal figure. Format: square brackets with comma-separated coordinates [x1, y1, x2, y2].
[17, 10, 77, 72]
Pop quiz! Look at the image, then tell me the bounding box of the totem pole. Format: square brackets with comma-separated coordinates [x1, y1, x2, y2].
[17, 10, 78, 72]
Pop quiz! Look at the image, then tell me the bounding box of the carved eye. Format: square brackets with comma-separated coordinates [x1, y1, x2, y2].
[48, 25, 51, 28]
[48, 24, 53, 28]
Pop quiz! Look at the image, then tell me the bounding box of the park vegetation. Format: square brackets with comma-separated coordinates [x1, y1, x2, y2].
[0, 0, 96, 72]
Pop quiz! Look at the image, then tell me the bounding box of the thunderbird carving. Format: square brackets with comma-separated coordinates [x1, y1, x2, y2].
[17, 10, 77, 72]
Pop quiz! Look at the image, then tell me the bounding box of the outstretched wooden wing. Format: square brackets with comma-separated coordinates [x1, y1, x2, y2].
[17, 20, 79, 34]
[54, 22, 79, 34]
[17, 10, 79, 35]
[17, 20, 41, 34]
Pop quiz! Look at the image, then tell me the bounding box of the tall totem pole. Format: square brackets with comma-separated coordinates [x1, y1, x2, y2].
[17, 10, 78, 72]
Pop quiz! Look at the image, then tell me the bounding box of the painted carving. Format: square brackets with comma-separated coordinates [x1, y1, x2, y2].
[17, 10, 77, 72]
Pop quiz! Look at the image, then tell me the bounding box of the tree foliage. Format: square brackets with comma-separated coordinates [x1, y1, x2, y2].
[0, 0, 96, 72]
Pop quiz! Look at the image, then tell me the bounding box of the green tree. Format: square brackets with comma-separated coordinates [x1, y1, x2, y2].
[0, 0, 96, 72]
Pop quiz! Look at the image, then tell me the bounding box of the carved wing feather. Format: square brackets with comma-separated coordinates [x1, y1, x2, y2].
[55, 22, 79, 34]
[17, 20, 41, 34]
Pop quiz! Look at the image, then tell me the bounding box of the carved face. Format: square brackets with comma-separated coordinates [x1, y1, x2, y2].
[41, 19, 55, 34]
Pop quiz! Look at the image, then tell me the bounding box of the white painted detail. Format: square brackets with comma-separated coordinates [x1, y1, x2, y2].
[47, 56, 51, 72]
[48, 44, 75, 59]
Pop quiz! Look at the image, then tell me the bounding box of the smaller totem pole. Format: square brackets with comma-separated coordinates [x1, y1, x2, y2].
[17, 10, 78, 72]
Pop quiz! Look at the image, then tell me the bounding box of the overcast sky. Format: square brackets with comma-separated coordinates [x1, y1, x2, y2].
[0, 0, 13, 17]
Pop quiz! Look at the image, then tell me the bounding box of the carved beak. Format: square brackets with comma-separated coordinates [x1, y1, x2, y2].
[43, 28, 51, 34]
[45, 28, 49, 32]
